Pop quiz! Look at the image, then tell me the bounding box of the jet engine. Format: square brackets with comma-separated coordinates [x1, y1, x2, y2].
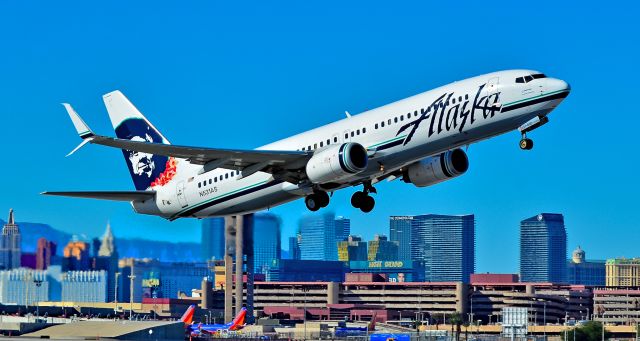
[403, 148, 469, 187]
[306, 143, 368, 184]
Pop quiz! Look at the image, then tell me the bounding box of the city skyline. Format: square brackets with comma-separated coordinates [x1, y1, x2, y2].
[5, 208, 640, 275]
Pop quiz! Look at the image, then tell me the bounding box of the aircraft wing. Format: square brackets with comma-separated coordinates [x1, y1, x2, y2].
[41, 190, 155, 202]
[91, 134, 311, 173]
[61, 103, 312, 181]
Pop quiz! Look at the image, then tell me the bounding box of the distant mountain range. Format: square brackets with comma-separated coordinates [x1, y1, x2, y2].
[0, 219, 202, 262]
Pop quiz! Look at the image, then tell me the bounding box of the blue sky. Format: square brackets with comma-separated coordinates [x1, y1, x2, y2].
[1, 1, 638, 273]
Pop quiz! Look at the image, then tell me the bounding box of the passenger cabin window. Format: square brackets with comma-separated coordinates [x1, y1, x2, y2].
[363, 127, 366, 133]
[350, 131, 354, 137]
[375, 123, 378, 129]
[334, 137, 338, 143]
[326, 139, 330, 145]
[198, 182, 201, 188]
[381, 121, 385, 127]
[320, 141, 323, 147]
[394, 117, 398, 123]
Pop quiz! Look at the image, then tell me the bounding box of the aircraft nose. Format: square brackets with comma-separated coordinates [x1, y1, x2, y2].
[548, 78, 571, 93]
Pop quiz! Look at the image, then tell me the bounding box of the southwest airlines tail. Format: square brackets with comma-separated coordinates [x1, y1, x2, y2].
[102, 90, 173, 191]
[228, 307, 247, 330]
[180, 305, 196, 325]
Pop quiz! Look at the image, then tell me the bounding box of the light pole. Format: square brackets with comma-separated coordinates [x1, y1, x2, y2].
[128, 274, 136, 320]
[543, 302, 546, 339]
[302, 286, 309, 340]
[114, 272, 120, 316]
[34, 279, 43, 319]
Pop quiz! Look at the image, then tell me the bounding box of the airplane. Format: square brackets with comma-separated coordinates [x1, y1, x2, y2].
[43, 70, 570, 218]
[180, 305, 247, 336]
[335, 313, 377, 337]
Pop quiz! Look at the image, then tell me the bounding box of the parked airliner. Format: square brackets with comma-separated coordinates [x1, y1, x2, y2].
[44, 70, 570, 219]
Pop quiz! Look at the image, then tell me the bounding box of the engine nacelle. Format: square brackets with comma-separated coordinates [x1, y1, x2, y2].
[403, 148, 469, 187]
[306, 143, 368, 184]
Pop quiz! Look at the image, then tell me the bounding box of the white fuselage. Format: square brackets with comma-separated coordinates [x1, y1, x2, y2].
[132, 69, 570, 219]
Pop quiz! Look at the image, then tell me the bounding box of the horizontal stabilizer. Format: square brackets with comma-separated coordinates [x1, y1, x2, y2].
[41, 190, 155, 202]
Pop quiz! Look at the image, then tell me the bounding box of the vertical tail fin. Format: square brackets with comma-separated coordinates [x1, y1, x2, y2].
[228, 307, 247, 330]
[102, 90, 176, 190]
[368, 312, 377, 331]
[180, 305, 196, 325]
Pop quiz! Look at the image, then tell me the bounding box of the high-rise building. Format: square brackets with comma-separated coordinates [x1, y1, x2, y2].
[335, 216, 351, 242]
[520, 213, 567, 283]
[410, 214, 475, 282]
[368, 234, 399, 261]
[119, 258, 212, 302]
[94, 223, 119, 302]
[36, 238, 57, 270]
[201, 218, 225, 261]
[299, 213, 338, 261]
[61, 270, 108, 302]
[98, 222, 116, 257]
[253, 212, 281, 274]
[337, 235, 368, 262]
[62, 238, 91, 271]
[566, 246, 605, 286]
[606, 258, 640, 286]
[0, 209, 21, 270]
[288, 236, 301, 260]
[267, 259, 345, 282]
[0, 268, 48, 305]
[390, 216, 413, 261]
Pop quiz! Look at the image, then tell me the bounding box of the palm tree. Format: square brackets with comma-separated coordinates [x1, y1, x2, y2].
[449, 312, 463, 341]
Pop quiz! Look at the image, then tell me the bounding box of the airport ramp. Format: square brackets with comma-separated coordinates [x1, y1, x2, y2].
[24, 320, 184, 340]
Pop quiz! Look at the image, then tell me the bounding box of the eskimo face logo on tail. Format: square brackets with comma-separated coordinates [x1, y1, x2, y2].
[115, 118, 177, 190]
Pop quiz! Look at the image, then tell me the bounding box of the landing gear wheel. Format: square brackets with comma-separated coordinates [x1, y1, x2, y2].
[305, 195, 320, 211]
[351, 191, 366, 208]
[360, 195, 375, 213]
[316, 191, 330, 208]
[519, 138, 534, 150]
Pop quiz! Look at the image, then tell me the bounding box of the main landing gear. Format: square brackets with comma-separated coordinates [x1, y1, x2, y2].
[304, 191, 330, 212]
[351, 183, 376, 213]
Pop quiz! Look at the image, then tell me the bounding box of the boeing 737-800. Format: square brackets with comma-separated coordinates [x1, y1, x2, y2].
[44, 70, 570, 219]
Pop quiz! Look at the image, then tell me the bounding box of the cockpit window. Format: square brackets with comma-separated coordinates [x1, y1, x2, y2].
[516, 73, 547, 84]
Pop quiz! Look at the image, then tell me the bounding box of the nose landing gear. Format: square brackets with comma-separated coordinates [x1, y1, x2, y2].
[519, 135, 534, 150]
[518, 115, 548, 151]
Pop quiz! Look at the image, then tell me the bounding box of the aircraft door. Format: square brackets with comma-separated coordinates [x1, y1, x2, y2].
[176, 181, 188, 208]
[486, 77, 499, 98]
